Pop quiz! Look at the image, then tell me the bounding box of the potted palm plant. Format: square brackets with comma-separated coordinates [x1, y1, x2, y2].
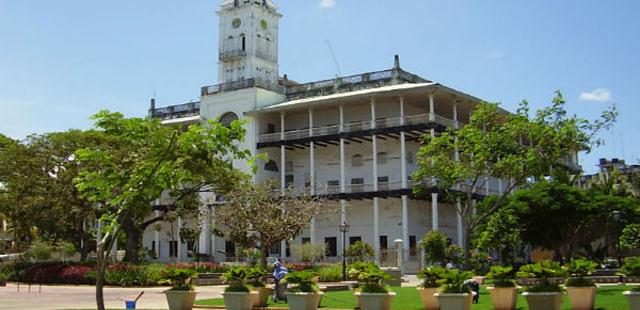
[222, 267, 258, 310]
[284, 271, 323, 310]
[517, 261, 566, 310]
[622, 257, 640, 309]
[564, 259, 597, 310]
[160, 268, 198, 310]
[417, 266, 445, 310]
[486, 266, 517, 310]
[247, 267, 272, 307]
[434, 268, 475, 310]
[352, 265, 396, 310]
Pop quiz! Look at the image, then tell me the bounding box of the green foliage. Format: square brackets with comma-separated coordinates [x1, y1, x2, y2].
[417, 266, 446, 288]
[247, 267, 266, 288]
[160, 268, 196, 291]
[517, 261, 566, 292]
[28, 239, 53, 261]
[222, 266, 252, 292]
[312, 264, 342, 282]
[347, 262, 378, 281]
[105, 263, 163, 287]
[419, 231, 447, 264]
[477, 207, 521, 261]
[284, 271, 320, 293]
[345, 241, 375, 263]
[564, 259, 597, 287]
[622, 257, 640, 276]
[621, 224, 640, 250]
[438, 269, 474, 293]
[291, 243, 326, 265]
[486, 266, 516, 288]
[348, 262, 390, 293]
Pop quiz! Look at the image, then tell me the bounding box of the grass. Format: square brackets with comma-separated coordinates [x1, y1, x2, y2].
[195, 285, 633, 309]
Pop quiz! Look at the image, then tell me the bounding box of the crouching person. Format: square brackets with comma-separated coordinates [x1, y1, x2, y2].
[464, 279, 480, 304]
[273, 259, 288, 303]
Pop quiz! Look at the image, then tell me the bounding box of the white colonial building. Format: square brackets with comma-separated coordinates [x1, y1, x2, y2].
[142, 0, 579, 269]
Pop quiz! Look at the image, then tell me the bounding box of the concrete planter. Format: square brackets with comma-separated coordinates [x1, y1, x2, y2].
[164, 290, 197, 310]
[566, 286, 596, 310]
[222, 291, 257, 310]
[356, 292, 396, 310]
[434, 293, 472, 310]
[286, 292, 324, 310]
[417, 287, 440, 310]
[522, 292, 563, 310]
[252, 287, 273, 307]
[487, 286, 517, 310]
[624, 291, 640, 310]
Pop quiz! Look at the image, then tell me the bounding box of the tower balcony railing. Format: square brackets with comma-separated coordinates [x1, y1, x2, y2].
[219, 49, 247, 60]
[258, 113, 458, 143]
[152, 102, 201, 120]
[201, 78, 282, 96]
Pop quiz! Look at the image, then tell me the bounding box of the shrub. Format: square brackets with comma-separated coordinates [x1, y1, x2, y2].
[347, 262, 379, 282]
[291, 243, 326, 265]
[564, 259, 597, 287]
[357, 267, 391, 293]
[621, 224, 640, 251]
[247, 267, 266, 288]
[417, 266, 446, 288]
[170, 262, 228, 273]
[517, 261, 566, 292]
[345, 241, 375, 263]
[285, 271, 320, 293]
[420, 231, 447, 265]
[222, 267, 251, 292]
[105, 263, 162, 287]
[28, 240, 53, 261]
[160, 268, 197, 291]
[486, 266, 516, 288]
[438, 269, 474, 293]
[312, 264, 342, 282]
[3, 262, 95, 284]
[622, 257, 640, 276]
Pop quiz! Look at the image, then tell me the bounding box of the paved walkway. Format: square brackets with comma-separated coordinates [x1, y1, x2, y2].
[0, 283, 225, 310]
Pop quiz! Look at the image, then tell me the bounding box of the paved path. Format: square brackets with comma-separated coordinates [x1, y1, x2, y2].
[0, 283, 225, 310]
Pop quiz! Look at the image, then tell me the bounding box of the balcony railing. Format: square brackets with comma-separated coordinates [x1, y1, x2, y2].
[201, 78, 282, 96]
[153, 102, 200, 120]
[219, 49, 247, 60]
[258, 113, 457, 143]
[285, 68, 429, 100]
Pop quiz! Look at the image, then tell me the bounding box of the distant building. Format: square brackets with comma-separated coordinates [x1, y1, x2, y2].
[581, 158, 640, 185]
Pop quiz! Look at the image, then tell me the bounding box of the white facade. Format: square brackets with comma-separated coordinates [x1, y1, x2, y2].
[143, 0, 578, 269]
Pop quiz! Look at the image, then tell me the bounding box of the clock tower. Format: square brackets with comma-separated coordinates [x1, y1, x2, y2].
[217, 0, 281, 88]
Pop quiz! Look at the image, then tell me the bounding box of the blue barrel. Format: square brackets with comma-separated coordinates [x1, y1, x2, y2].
[125, 300, 136, 309]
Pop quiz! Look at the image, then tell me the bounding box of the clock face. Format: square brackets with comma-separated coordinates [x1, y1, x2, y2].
[261, 19, 268, 30]
[232, 18, 242, 29]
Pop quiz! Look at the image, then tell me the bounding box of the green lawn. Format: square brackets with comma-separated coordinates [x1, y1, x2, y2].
[195, 285, 632, 309]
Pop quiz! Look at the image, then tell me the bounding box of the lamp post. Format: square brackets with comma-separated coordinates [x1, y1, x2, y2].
[339, 222, 350, 281]
[612, 210, 622, 265]
[394, 238, 403, 275]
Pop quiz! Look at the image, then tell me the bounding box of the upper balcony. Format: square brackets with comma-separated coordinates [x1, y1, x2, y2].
[257, 113, 459, 149]
[219, 49, 247, 61]
[201, 78, 282, 97]
[284, 68, 429, 101]
[152, 101, 201, 121]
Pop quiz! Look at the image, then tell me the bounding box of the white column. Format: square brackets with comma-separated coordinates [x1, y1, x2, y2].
[371, 99, 380, 264]
[211, 206, 217, 260]
[498, 179, 504, 195]
[431, 193, 439, 231]
[456, 199, 464, 250]
[154, 210, 161, 258]
[309, 108, 316, 244]
[177, 217, 183, 262]
[399, 97, 409, 260]
[428, 94, 435, 121]
[453, 102, 459, 128]
[112, 238, 118, 261]
[199, 207, 211, 255]
[280, 112, 287, 257]
[485, 177, 490, 195]
[339, 105, 347, 224]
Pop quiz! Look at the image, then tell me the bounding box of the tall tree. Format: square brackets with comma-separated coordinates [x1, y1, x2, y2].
[214, 180, 328, 267]
[74, 111, 248, 310]
[413, 91, 616, 268]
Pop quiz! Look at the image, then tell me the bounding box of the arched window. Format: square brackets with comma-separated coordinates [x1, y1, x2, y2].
[264, 160, 278, 172]
[377, 152, 388, 165]
[351, 154, 363, 167]
[220, 112, 239, 127]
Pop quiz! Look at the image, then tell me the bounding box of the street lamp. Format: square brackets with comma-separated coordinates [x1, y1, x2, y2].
[612, 210, 622, 265]
[339, 222, 350, 281]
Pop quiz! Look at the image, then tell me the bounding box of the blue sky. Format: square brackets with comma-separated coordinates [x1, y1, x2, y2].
[1, 0, 638, 173]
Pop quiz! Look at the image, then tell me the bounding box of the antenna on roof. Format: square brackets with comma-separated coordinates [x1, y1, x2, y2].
[325, 40, 342, 78]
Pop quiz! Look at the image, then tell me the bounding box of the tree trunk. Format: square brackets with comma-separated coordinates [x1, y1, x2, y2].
[261, 245, 270, 269]
[96, 242, 107, 310]
[463, 225, 472, 270]
[123, 217, 143, 263]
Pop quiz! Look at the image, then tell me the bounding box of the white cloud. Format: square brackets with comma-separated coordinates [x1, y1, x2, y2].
[579, 88, 612, 102]
[319, 0, 335, 9]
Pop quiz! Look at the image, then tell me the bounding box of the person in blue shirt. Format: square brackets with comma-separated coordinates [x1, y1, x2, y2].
[273, 259, 288, 302]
